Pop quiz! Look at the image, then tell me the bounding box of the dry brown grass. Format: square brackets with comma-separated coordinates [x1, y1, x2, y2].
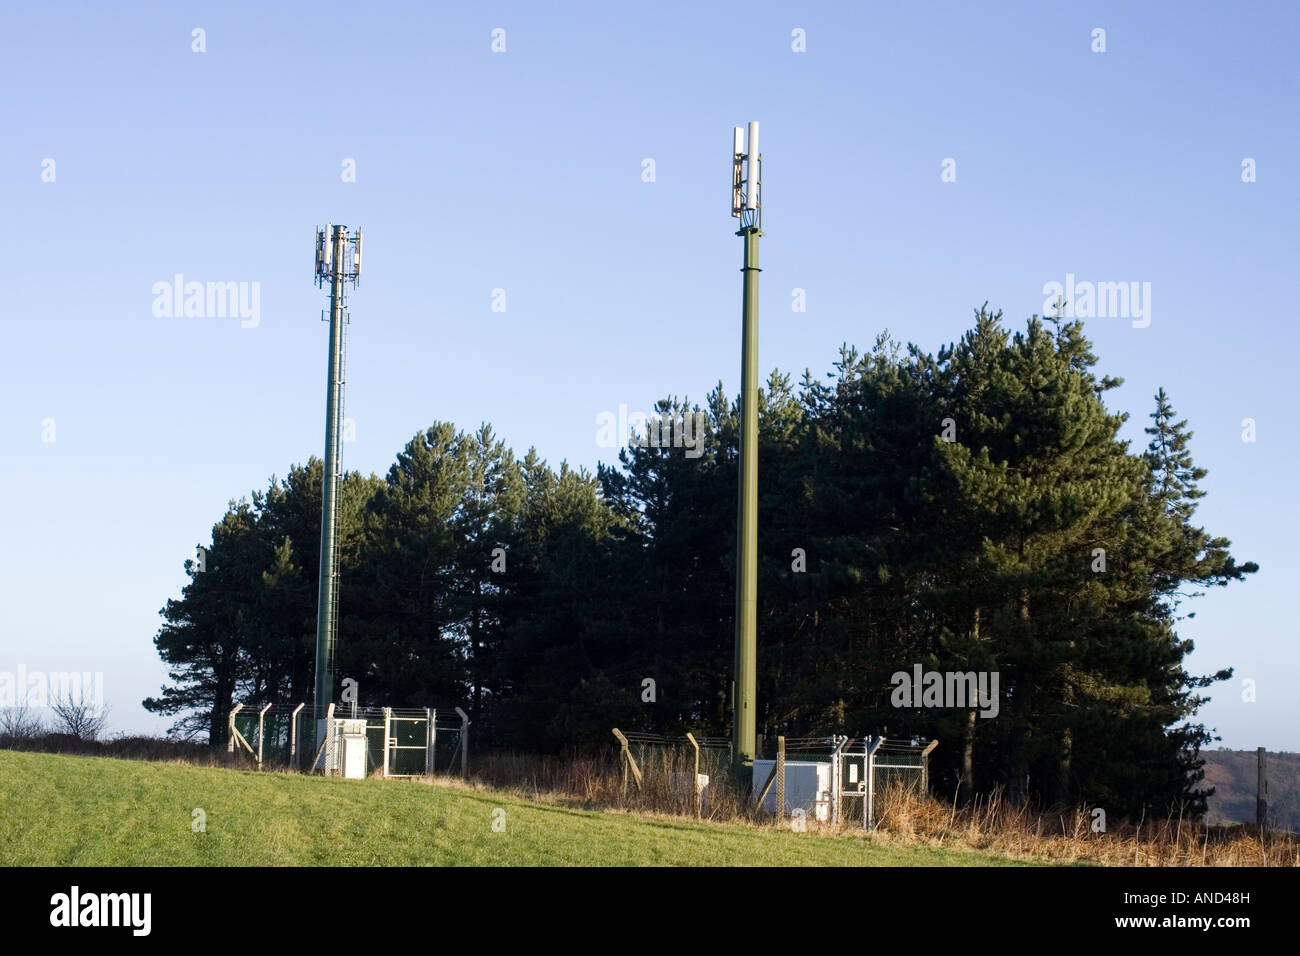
[0, 731, 314, 774]
[468, 748, 753, 820]
[868, 784, 1300, 866]
[463, 751, 1300, 866]
[1, 732, 226, 764]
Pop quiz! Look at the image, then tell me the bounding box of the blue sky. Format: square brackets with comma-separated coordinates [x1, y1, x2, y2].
[1, 1, 1295, 750]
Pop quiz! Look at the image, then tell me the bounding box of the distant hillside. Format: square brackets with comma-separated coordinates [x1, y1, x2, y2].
[1200, 749, 1300, 833]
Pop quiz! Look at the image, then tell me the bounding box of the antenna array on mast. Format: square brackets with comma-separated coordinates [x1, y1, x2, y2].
[316, 224, 362, 287]
[731, 122, 761, 229]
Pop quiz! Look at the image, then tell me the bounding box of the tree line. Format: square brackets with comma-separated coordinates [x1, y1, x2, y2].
[145, 308, 1256, 816]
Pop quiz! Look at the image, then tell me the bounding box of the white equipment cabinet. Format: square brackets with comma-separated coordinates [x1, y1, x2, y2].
[753, 759, 832, 821]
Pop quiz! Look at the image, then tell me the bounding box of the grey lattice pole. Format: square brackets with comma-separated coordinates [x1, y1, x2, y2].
[730, 122, 762, 783]
[311, 224, 361, 762]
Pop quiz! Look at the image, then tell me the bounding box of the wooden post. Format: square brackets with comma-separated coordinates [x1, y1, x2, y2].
[685, 733, 701, 817]
[455, 707, 470, 777]
[226, 704, 256, 758]
[776, 736, 785, 820]
[755, 762, 780, 806]
[611, 729, 642, 793]
[920, 739, 939, 795]
[1256, 747, 1268, 828]
[226, 703, 242, 754]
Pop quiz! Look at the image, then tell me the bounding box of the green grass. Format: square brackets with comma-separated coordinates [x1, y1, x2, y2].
[0, 749, 1040, 866]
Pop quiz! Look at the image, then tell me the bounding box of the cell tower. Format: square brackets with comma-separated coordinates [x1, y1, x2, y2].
[312, 223, 361, 761]
[731, 123, 760, 779]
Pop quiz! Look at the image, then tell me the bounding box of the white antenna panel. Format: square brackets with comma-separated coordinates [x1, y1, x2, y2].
[744, 122, 759, 210]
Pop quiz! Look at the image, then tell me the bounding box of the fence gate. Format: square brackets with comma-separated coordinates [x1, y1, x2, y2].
[831, 736, 887, 828]
[383, 707, 431, 777]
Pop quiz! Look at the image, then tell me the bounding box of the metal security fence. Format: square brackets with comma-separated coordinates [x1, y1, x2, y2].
[755, 734, 938, 829]
[611, 730, 732, 816]
[610, 728, 938, 827]
[227, 701, 469, 778]
[227, 702, 310, 768]
[872, 738, 937, 798]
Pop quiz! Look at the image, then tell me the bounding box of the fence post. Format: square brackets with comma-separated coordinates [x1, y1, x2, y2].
[1257, 747, 1268, 829]
[312, 702, 336, 773]
[325, 702, 336, 773]
[865, 735, 886, 830]
[920, 739, 939, 795]
[685, 733, 701, 817]
[616, 730, 628, 798]
[862, 737, 870, 827]
[257, 704, 272, 768]
[382, 707, 391, 778]
[611, 729, 642, 797]
[830, 736, 849, 826]
[227, 703, 243, 754]
[866, 736, 875, 830]
[776, 736, 785, 820]
[455, 707, 470, 778]
[425, 707, 434, 777]
[290, 703, 304, 769]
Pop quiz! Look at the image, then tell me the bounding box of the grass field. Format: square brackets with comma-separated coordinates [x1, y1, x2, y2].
[0, 750, 1036, 866]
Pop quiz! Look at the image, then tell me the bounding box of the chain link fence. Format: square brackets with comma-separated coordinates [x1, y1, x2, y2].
[612, 729, 937, 828]
[227, 701, 468, 777]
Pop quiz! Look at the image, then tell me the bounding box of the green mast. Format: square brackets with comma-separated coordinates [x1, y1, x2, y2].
[312, 223, 361, 765]
[731, 123, 761, 780]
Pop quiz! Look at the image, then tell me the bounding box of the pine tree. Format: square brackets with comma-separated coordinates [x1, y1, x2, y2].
[147, 307, 1258, 819]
